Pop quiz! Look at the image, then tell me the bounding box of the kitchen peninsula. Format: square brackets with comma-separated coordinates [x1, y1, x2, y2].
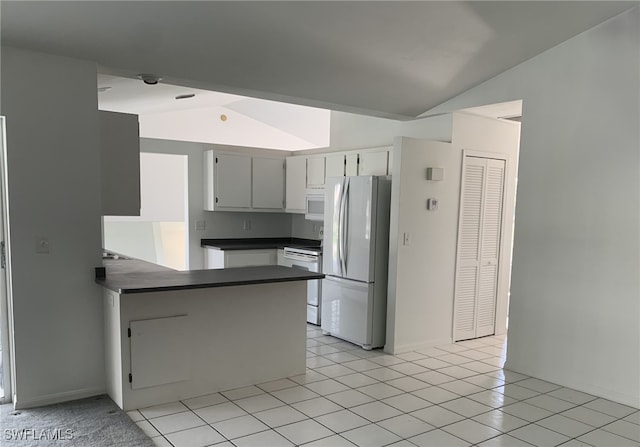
[97, 256, 323, 411]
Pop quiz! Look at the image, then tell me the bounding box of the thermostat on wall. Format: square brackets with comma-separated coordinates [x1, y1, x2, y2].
[426, 167, 444, 181]
[427, 198, 439, 211]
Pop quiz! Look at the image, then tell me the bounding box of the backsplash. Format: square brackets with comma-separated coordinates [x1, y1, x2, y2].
[202, 211, 292, 239]
[290, 214, 323, 240]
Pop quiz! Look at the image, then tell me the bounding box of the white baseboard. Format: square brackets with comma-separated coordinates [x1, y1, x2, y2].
[384, 337, 454, 354]
[503, 361, 640, 410]
[13, 386, 106, 410]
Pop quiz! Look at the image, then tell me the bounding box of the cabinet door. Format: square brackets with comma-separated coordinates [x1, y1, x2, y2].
[253, 157, 285, 210]
[216, 153, 252, 209]
[325, 154, 345, 178]
[224, 249, 277, 267]
[286, 156, 307, 213]
[345, 153, 359, 176]
[358, 150, 389, 176]
[205, 248, 225, 269]
[306, 156, 325, 188]
[130, 316, 189, 389]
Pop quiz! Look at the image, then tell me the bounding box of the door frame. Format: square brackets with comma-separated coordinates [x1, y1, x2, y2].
[452, 149, 511, 341]
[0, 117, 15, 404]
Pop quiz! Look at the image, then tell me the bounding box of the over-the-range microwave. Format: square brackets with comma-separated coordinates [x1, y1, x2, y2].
[305, 190, 325, 221]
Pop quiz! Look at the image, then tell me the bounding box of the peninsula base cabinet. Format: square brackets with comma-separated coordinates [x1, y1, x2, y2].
[103, 281, 306, 410]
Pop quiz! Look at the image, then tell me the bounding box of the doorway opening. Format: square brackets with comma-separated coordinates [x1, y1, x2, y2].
[103, 152, 189, 270]
[452, 100, 522, 343]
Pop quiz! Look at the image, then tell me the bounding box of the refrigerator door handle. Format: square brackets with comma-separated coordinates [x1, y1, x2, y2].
[338, 177, 348, 275]
[342, 177, 350, 274]
[332, 179, 343, 275]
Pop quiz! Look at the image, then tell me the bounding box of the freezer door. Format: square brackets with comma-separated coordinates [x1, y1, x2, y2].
[343, 176, 377, 282]
[321, 276, 374, 348]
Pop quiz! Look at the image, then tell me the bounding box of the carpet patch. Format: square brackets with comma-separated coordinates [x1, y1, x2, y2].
[0, 395, 154, 446]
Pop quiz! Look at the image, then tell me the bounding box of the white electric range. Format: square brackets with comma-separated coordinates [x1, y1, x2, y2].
[278, 245, 323, 325]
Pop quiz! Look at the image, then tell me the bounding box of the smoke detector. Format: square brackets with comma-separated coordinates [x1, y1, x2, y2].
[137, 74, 162, 85]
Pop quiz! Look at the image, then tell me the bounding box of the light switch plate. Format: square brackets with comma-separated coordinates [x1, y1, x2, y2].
[195, 220, 206, 231]
[36, 237, 51, 254]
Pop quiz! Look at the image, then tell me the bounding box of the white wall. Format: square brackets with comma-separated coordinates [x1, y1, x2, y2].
[139, 104, 330, 151]
[1, 47, 105, 408]
[327, 110, 453, 152]
[426, 7, 640, 407]
[386, 138, 459, 352]
[139, 139, 293, 270]
[385, 113, 520, 354]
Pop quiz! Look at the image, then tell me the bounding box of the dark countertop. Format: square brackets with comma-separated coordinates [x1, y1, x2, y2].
[97, 257, 324, 295]
[201, 237, 321, 251]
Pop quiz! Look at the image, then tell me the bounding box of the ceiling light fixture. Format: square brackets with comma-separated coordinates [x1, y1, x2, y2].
[220, 114, 228, 122]
[137, 73, 162, 85]
[175, 93, 196, 100]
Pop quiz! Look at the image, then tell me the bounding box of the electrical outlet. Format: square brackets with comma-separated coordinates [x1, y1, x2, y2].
[195, 220, 206, 231]
[243, 219, 251, 231]
[403, 232, 410, 246]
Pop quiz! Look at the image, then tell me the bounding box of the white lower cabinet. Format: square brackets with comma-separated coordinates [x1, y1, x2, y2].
[130, 315, 189, 389]
[205, 248, 277, 269]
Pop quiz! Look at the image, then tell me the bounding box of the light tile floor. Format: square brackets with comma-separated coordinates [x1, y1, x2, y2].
[130, 325, 639, 447]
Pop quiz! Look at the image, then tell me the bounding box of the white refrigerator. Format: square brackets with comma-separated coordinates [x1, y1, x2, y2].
[321, 176, 391, 349]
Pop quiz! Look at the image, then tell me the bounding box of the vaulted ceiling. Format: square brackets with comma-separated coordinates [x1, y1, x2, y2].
[2, 1, 636, 119]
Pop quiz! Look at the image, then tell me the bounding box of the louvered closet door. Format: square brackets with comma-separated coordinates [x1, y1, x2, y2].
[454, 156, 506, 341]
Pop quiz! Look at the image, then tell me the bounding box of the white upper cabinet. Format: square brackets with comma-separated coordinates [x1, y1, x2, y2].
[285, 156, 307, 213]
[306, 156, 326, 189]
[214, 152, 252, 209]
[99, 111, 141, 216]
[205, 150, 286, 212]
[345, 153, 359, 176]
[253, 156, 285, 210]
[358, 148, 390, 176]
[325, 154, 346, 178]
